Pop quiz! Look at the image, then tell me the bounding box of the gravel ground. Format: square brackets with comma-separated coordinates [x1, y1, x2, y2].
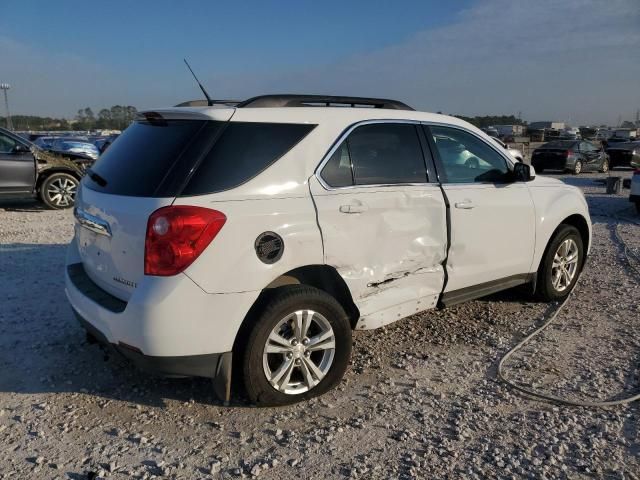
[1, 171, 639, 479]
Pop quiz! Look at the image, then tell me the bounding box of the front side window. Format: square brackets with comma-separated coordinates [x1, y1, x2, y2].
[428, 126, 510, 183]
[320, 123, 427, 187]
[0, 133, 17, 153]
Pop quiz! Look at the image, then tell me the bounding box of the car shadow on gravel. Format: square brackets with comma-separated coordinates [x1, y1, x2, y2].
[0, 198, 47, 212]
[0, 242, 253, 410]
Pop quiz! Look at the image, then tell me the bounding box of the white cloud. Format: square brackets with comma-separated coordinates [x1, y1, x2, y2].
[210, 0, 640, 125]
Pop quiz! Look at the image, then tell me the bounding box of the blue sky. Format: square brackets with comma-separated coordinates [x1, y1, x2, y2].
[2, 0, 639, 125]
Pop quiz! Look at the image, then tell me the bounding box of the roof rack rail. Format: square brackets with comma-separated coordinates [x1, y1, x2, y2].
[236, 94, 414, 111]
[174, 99, 241, 107]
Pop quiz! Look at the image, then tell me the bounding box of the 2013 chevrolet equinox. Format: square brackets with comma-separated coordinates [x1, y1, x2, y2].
[65, 95, 591, 406]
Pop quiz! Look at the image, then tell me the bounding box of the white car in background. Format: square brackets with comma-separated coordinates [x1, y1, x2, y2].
[491, 136, 524, 162]
[65, 94, 591, 406]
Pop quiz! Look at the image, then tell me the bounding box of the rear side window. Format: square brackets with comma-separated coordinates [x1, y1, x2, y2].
[85, 119, 212, 197]
[320, 123, 428, 187]
[182, 122, 315, 195]
[321, 143, 353, 187]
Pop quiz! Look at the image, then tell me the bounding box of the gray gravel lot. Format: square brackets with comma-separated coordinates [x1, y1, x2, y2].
[1, 171, 639, 479]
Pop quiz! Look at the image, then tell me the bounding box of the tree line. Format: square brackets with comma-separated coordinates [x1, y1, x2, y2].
[1, 105, 138, 131]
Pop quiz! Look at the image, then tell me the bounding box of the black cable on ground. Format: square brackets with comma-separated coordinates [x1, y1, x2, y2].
[498, 211, 640, 407]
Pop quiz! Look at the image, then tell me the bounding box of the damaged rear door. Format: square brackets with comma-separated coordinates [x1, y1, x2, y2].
[310, 121, 447, 329]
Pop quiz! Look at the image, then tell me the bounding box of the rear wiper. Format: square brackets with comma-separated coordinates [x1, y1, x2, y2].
[87, 168, 108, 187]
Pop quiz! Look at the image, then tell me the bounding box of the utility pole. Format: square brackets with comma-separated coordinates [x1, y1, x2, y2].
[0, 83, 13, 130]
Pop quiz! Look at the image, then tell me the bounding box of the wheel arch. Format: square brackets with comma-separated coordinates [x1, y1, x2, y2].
[559, 214, 590, 263]
[233, 264, 360, 353]
[36, 167, 81, 193]
[537, 213, 590, 275]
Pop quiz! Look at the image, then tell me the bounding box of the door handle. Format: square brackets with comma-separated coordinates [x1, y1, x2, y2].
[339, 202, 367, 214]
[454, 200, 475, 210]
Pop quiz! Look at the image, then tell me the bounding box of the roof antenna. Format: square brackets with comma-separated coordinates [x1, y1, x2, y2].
[183, 58, 213, 106]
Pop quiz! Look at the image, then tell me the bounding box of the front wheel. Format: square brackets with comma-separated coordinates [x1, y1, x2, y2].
[242, 285, 352, 406]
[599, 158, 609, 173]
[39, 173, 78, 209]
[536, 225, 584, 301]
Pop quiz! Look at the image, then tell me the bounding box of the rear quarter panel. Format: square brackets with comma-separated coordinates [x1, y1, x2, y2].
[176, 193, 324, 294]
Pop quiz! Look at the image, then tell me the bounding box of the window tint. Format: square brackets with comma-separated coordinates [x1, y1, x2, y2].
[580, 141, 595, 152]
[321, 142, 353, 187]
[428, 126, 509, 183]
[183, 122, 315, 195]
[85, 119, 213, 196]
[0, 133, 17, 153]
[347, 123, 427, 185]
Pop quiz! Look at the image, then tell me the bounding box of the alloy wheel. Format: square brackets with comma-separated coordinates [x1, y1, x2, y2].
[262, 309, 336, 395]
[46, 177, 77, 207]
[551, 238, 579, 292]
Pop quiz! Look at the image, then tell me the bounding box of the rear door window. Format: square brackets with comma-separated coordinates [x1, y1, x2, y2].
[320, 123, 428, 187]
[182, 122, 315, 195]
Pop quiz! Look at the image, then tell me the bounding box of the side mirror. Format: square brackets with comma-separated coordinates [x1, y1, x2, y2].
[513, 162, 535, 181]
[12, 144, 30, 154]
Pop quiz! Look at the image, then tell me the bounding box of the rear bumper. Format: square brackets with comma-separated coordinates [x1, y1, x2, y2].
[531, 157, 571, 171]
[74, 308, 232, 400]
[65, 237, 259, 357]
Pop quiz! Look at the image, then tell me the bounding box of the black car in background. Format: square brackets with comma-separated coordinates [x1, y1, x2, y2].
[531, 140, 609, 174]
[0, 127, 94, 209]
[605, 141, 640, 169]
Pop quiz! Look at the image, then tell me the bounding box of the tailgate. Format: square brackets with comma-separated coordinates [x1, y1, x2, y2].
[74, 185, 173, 301]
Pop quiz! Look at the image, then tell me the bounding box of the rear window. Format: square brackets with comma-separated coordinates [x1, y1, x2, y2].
[85, 119, 212, 197]
[85, 119, 315, 197]
[540, 140, 576, 149]
[181, 122, 315, 196]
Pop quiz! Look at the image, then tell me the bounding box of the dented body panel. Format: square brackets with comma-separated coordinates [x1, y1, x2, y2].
[309, 176, 447, 329]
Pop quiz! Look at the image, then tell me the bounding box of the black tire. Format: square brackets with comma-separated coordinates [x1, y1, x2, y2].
[241, 285, 352, 406]
[599, 158, 609, 173]
[536, 224, 584, 301]
[635, 201, 640, 215]
[39, 172, 78, 209]
[572, 160, 583, 175]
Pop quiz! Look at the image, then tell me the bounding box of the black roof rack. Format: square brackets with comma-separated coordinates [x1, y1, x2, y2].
[236, 94, 414, 111]
[174, 99, 241, 107]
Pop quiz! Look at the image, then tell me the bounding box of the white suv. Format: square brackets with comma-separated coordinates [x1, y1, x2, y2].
[65, 95, 591, 406]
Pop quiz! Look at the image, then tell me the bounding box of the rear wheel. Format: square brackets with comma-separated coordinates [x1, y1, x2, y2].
[40, 173, 78, 209]
[242, 285, 352, 406]
[537, 225, 584, 301]
[572, 160, 583, 175]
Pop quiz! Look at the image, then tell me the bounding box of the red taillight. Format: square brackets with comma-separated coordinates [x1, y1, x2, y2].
[565, 149, 572, 157]
[144, 206, 226, 276]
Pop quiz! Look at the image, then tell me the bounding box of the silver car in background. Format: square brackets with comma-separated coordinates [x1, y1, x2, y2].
[49, 137, 99, 160]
